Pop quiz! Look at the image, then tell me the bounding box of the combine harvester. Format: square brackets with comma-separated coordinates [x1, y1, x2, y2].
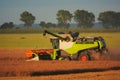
[26, 30, 109, 61]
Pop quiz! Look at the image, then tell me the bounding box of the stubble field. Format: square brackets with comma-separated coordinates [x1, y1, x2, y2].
[0, 33, 120, 80]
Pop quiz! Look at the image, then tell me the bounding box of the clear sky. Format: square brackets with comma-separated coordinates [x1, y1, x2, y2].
[0, 0, 120, 25]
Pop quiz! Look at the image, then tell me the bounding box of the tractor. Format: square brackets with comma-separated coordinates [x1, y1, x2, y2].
[25, 30, 109, 61]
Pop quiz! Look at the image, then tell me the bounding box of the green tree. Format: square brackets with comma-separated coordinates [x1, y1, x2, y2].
[0, 22, 14, 29]
[39, 21, 46, 28]
[115, 12, 120, 28]
[46, 22, 56, 28]
[20, 11, 36, 27]
[98, 11, 120, 28]
[39, 21, 56, 28]
[74, 10, 95, 28]
[56, 10, 72, 28]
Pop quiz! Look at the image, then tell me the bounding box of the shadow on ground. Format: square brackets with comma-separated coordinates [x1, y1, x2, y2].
[31, 66, 120, 76]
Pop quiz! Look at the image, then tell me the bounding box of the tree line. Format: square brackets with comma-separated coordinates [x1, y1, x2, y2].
[0, 9, 120, 29]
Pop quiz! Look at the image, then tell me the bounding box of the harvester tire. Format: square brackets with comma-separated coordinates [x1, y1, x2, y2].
[78, 51, 90, 61]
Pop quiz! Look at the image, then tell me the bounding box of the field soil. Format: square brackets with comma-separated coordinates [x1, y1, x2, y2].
[0, 48, 120, 80]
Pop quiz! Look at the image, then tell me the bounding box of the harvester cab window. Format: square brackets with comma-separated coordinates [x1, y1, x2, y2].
[50, 39, 59, 49]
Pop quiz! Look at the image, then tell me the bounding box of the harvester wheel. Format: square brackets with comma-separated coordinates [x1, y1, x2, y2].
[89, 50, 100, 60]
[78, 51, 90, 61]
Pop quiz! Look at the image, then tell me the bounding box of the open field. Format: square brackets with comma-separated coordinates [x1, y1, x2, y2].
[0, 48, 120, 80]
[0, 33, 120, 48]
[0, 48, 120, 75]
[0, 33, 120, 80]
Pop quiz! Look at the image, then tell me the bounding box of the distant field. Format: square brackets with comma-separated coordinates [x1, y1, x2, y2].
[0, 28, 120, 34]
[0, 34, 51, 48]
[0, 33, 120, 48]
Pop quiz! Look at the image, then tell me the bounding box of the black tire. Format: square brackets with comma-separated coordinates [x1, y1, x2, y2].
[78, 51, 90, 61]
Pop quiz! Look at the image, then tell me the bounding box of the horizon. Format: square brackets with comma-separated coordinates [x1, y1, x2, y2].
[13, 22, 103, 28]
[0, 0, 120, 25]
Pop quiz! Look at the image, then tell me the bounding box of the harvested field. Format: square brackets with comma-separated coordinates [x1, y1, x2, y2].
[0, 48, 120, 78]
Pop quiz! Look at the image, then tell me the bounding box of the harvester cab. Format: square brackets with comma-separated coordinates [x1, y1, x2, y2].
[43, 30, 76, 50]
[50, 38, 59, 49]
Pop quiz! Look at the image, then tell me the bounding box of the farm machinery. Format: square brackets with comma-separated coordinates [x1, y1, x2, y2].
[25, 30, 109, 61]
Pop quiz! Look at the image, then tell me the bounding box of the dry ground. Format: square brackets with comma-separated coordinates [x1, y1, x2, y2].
[0, 70, 120, 80]
[0, 48, 120, 80]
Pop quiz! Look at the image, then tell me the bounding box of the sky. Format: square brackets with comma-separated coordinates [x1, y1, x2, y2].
[0, 0, 120, 25]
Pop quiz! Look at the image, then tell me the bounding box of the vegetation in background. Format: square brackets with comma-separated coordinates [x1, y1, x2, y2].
[20, 11, 36, 27]
[0, 10, 120, 29]
[98, 11, 120, 28]
[56, 10, 72, 28]
[0, 27, 120, 34]
[0, 22, 14, 29]
[74, 10, 95, 28]
[39, 21, 56, 28]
